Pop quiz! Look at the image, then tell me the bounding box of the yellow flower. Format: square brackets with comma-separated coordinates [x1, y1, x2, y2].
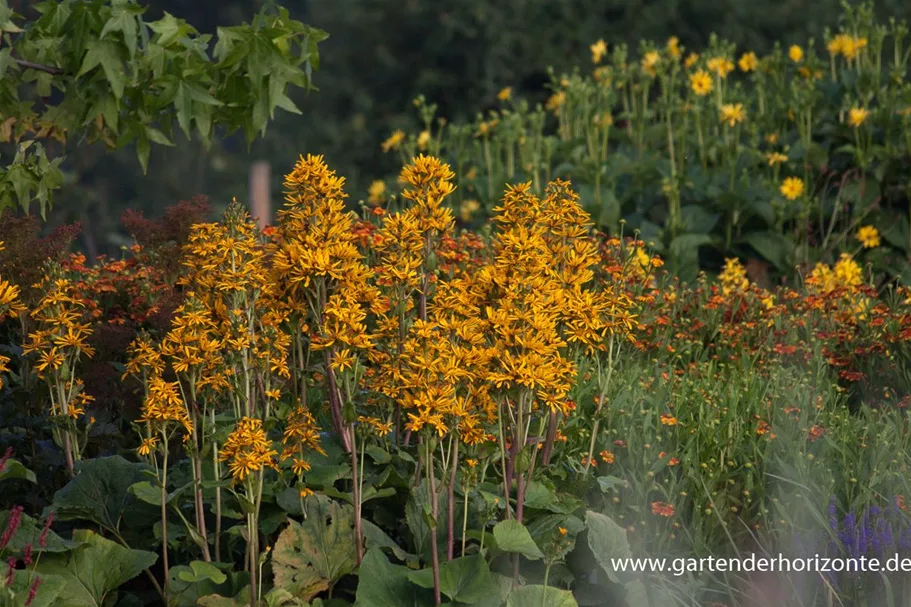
[460, 199, 480, 222]
[219, 417, 278, 482]
[591, 39, 607, 64]
[667, 36, 681, 59]
[706, 57, 734, 78]
[848, 107, 869, 127]
[299, 487, 315, 498]
[719, 258, 749, 295]
[719, 103, 746, 127]
[738, 51, 759, 72]
[417, 130, 431, 151]
[137, 437, 158, 456]
[689, 70, 713, 96]
[368, 180, 386, 205]
[856, 225, 880, 249]
[558, 527, 568, 536]
[766, 152, 788, 166]
[780, 177, 805, 200]
[381, 129, 406, 153]
[684, 52, 699, 68]
[497, 87, 512, 101]
[642, 50, 661, 76]
[789, 45, 804, 62]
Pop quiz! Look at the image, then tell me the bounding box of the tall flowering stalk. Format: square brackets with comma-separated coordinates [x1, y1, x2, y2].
[22, 263, 95, 477]
[271, 154, 381, 565]
[134, 375, 194, 603]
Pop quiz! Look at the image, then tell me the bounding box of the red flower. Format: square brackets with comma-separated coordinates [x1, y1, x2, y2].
[651, 502, 675, 517]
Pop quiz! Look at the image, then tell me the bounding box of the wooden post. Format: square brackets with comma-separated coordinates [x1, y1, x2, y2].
[249, 161, 271, 230]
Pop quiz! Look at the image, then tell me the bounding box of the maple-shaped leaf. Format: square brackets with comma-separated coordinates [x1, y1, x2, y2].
[271, 494, 358, 601]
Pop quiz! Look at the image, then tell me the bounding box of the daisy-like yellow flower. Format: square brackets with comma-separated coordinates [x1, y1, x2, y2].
[848, 107, 869, 127]
[789, 45, 804, 62]
[137, 436, 158, 456]
[780, 177, 805, 200]
[591, 39, 607, 64]
[856, 225, 880, 249]
[667, 36, 681, 59]
[689, 70, 713, 96]
[738, 51, 759, 72]
[767, 152, 788, 166]
[497, 87, 512, 102]
[381, 129, 406, 153]
[684, 52, 699, 68]
[642, 50, 660, 76]
[719, 103, 746, 127]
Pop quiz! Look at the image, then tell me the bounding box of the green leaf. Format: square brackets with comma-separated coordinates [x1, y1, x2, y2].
[506, 585, 578, 607]
[596, 476, 627, 493]
[741, 231, 795, 273]
[177, 561, 227, 585]
[406, 554, 498, 603]
[492, 520, 545, 560]
[7, 570, 67, 607]
[361, 519, 417, 564]
[128, 480, 191, 506]
[143, 125, 174, 146]
[585, 510, 633, 585]
[0, 458, 37, 483]
[272, 495, 357, 601]
[0, 511, 80, 554]
[77, 41, 126, 99]
[51, 455, 151, 533]
[354, 549, 433, 607]
[680, 205, 721, 234]
[34, 529, 157, 607]
[305, 464, 351, 489]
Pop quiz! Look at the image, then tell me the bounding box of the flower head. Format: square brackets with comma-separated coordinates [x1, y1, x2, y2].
[780, 177, 805, 201]
[789, 45, 804, 62]
[848, 107, 869, 127]
[856, 225, 880, 249]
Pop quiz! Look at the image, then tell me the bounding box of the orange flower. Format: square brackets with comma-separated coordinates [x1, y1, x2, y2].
[599, 450, 615, 464]
[660, 413, 678, 426]
[651, 502, 675, 517]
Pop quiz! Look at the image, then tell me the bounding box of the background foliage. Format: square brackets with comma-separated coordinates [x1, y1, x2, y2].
[6, 0, 911, 260]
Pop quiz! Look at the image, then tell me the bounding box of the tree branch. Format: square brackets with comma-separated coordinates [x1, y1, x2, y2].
[13, 58, 64, 75]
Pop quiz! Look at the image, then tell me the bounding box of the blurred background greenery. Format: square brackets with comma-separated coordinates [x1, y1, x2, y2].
[12, 0, 911, 258]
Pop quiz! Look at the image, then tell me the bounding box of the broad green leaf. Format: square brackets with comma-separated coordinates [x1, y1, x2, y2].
[0, 458, 37, 483]
[7, 570, 67, 607]
[0, 511, 80, 554]
[272, 495, 357, 601]
[50, 455, 150, 533]
[361, 519, 417, 563]
[128, 480, 191, 506]
[506, 585, 578, 607]
[406, 554, 498, 604]
[354, 548, 434, 607]
[585, 510, 633, 585]
[492, 520, 544, 560]
[741, 232, 794, 273]
[177, 561, 227, 585]
[34, 529, 157, 607]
